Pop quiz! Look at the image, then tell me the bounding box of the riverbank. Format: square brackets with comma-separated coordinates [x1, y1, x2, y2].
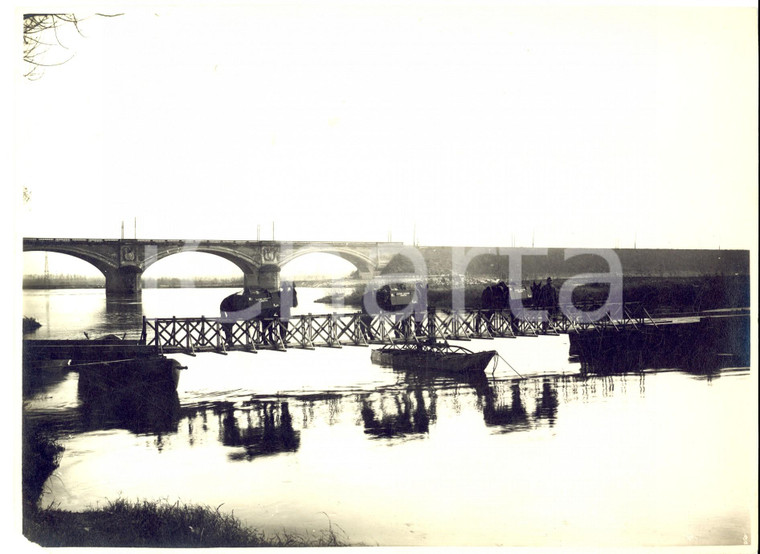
[21, 388, 352, 547]
[315, 275, 749, 314]
[24, 499, 349, 547]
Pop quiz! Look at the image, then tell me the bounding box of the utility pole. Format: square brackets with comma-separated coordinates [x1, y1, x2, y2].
[257, 224, 261, 241]
[43, 253, 49, 288]
[121, 220, 124, 239]
[272, 222, 275, 240]
[134, 217, 137, 239]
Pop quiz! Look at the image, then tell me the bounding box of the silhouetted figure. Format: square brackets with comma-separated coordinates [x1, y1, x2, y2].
[413, 282, 429, 337]
[540, 277, 558, 314]
[480, 281, 511, 333]
[531, 281, 540, 306]
[360, 289, 377, 340]
[276, 282, 298, 344]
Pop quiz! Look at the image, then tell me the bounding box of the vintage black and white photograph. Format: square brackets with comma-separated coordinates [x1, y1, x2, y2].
[11, 1, 757, 550]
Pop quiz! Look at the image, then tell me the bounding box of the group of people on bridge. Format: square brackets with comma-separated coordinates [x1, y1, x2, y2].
[530, 277, 559, 313]
[481, 278, 558, 313]
[478, 278, 558, 334]
[218, 277, 562, 346]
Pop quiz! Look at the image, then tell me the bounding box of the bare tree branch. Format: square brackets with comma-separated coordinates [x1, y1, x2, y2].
[23, 13, 122, 80]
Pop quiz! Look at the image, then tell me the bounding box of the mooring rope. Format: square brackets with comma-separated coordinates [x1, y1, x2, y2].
[67, 358, 141, 368]
[495, 353, 524, 379]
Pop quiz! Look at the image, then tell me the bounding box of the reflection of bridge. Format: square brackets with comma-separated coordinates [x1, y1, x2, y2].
[22, 238, 406, 297]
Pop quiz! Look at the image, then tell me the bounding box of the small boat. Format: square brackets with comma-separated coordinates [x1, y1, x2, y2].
[75, 355, 185, 394]
[371, 340, 497, 373]
[75, 356, 184, 434]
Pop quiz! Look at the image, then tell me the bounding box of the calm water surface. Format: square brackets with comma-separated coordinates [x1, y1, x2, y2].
[23, 288, 754, 547]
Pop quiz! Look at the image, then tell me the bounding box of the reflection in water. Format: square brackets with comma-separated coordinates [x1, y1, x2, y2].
[103, 299, 145, 339]
[76, 363, 181, 435]
[388, 372, 563, 434]
[25, 366, 661, 462]
[105, 298, 144, 319]
[22, 358, 72, 398]
[534, 379, 559, 425]
[297, 393, 345, 428]
[479, 381, 530, 431]
[360, 387, 432, 439]
[216, 401, 301, 461]
[30, 360, 644, 454]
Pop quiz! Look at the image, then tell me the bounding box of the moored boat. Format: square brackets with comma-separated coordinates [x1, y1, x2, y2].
[74, 355, 185, 395]
[371, 340, 497, 373]
[74, 356, 184, 434]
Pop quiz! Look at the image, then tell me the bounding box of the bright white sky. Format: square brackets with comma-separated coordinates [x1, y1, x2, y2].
[15, 1, 758, 276]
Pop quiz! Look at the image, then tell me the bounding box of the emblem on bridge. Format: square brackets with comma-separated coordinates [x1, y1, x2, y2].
[261, 246, 279, 263]
[121, 245, 137, 263]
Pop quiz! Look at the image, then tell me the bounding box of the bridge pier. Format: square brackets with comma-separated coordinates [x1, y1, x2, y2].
[258, 265, 280, 291]
[243, 272, 259, 289]
[105, 267, 143, 298]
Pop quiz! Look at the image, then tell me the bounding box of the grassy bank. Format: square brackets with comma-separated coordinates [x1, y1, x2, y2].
[24, 499, 349, 547]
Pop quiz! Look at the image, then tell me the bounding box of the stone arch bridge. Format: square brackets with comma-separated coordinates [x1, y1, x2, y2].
[23, 238, 406, 297]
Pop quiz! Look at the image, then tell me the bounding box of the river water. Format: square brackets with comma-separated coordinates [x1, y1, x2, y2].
[22, 288, 754, 547]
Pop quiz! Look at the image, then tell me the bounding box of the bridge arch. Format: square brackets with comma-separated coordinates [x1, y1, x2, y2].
[142, 245, 260, 276]
[22, 244, 145, 296]
[279, 245, 377, 279]
[22, 244, 116, 277]
[141, 251, 245, 287]
[23, 238, 402, 297]
[141, 244, 265, 289]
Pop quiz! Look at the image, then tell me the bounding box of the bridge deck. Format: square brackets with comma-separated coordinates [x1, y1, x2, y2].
[25, 307, 748, 359]
[139, 305, 661, 355]
[24, 340, 159, 362]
